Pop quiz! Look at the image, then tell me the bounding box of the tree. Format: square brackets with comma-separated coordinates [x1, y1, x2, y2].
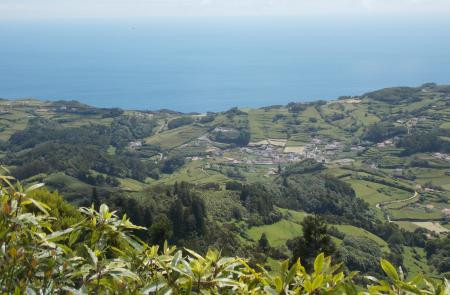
[162, 155, 185, 174]
[337, 236, 382, 275]
[191, 196, 206, 235]
[167, 116, 194, 129]
[148, 215, 173, 246]
[92, 187, 100, 209]
[258, 233, 270, 253]
[287, 215, 336, 270]
[27, 188, 83, 230]
[169, 199, 185, 238]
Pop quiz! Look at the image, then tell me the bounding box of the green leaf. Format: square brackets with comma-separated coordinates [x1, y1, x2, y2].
[171, 250, 182, 267]
[397, 281, 423, 294]
[184, 248, 206, 262]
[314, 253, 325, 274]
[409, 273, 423, 285]
[213, 278, 240, 288]
[85, 245, 98, 266]
[0, 175, 15, 189]
[142, 281, 167, 293]
[304, 280, 313, 293]
[185, 277, 193, 294]
[368, 284, 391, 293]
[99, 203, 109, 216]
[22, 198, 50, 215]
[311, 274, 324, 291]
[62, 287, 88, 295]
[109, 267, 140, 281]
[341, 283, 358, 295]
[45, 227, 73, 242]
[365, 276, 380, 283]
[285, 262, 298, 285]
[274, 276, 283, 292]
[263, 286, 278, 295]
[333, 272, 344, 284]
[280, 259, 289, 276]
[69, 229, 81, 246]
[380, 259, 399, 281]
[25, 183, 44, 193]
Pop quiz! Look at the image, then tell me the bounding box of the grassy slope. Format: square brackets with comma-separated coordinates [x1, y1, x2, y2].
[247, 108, 289, 142]
[247, 208, 389, 251]
[1, 86, 449, 276]
[145, 125, 207, 150]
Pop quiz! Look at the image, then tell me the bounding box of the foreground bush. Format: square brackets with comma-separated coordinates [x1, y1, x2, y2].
[0, 173, 448, 294]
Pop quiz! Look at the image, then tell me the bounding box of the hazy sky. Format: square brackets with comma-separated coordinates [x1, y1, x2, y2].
[1, 0, 450, 20]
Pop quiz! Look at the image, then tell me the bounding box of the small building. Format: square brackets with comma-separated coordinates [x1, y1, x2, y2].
[128, 141, 142, 148]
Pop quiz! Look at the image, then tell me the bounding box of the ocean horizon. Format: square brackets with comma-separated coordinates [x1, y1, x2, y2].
[1, 17, 450, 112]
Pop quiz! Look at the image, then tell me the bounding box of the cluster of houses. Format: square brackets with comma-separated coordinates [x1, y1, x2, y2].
[215, 137, 346, 166]
[0, 107, 10, 115]
[442, 208, 450, 221]
[178, 133, 352, 167]
[433, 152, 450, 162]
[238, 145, 302, 165]
[377, 139, 394, 148]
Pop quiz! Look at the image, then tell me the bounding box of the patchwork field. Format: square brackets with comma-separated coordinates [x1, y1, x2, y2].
[1, 84, 449, 278]
[411, 222, 449, 234]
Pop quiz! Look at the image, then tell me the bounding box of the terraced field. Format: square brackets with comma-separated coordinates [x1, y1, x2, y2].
[1, 84, 449, 278]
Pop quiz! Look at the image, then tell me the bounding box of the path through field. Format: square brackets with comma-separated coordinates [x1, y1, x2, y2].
[376, 191, 418, 209]
[376, 191, 418, 222]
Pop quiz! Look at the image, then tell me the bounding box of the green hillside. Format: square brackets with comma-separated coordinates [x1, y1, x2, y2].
[0, 83, 449, 279]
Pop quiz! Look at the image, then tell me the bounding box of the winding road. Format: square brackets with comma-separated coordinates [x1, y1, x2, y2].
[376, 191, 419, 209]
[376, 191, 419, 223]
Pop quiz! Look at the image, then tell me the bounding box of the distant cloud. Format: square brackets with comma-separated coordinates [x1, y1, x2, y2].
[1, 0, 449, 19]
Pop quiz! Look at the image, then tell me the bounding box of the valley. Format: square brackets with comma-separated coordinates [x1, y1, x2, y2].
[0, 83, 449, 278]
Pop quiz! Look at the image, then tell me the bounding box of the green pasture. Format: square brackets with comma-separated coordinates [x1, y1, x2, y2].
[145, 125, 207, 149]
[247, 108, 289, 142]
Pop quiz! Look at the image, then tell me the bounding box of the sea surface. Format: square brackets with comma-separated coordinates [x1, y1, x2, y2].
[1, 17, 450, 112]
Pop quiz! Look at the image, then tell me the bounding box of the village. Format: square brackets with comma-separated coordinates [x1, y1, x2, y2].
[181, 132, 353, 167]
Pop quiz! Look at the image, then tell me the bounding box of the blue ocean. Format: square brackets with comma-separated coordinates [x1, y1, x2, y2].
[1, 17, 449, 112]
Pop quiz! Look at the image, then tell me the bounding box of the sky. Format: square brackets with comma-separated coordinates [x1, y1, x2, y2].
[1, 0, 450, 20]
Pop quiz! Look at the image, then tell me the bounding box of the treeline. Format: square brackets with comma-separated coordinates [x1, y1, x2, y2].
[167, 116, 195, 129]
[364, 87, 422, 104]
[240, 183, 282, 225]
[276, 172, 371, 227]
[51, 100, 124, 117]
[282, 159, 325, 176]
[425, 235, 450, 275]
[362, 122, 450, 156]
[2, 116, 161, 182]
[362, 122, 407, 143]
[169, 182, 207, 239]
[355, 175, 415, 193]
[209, 128, 250, 146]
[8, 116, 156, 150]
[6, 142, 159, 182]
[397, 130, 450, 156]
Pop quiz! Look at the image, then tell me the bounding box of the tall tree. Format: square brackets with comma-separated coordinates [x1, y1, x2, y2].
[287, 215, 335, 270]
[92, 187, 100, 210]
[258, 233, 270, 253]
[169, 199, 185, 238]
[148, 215, 173, 246]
